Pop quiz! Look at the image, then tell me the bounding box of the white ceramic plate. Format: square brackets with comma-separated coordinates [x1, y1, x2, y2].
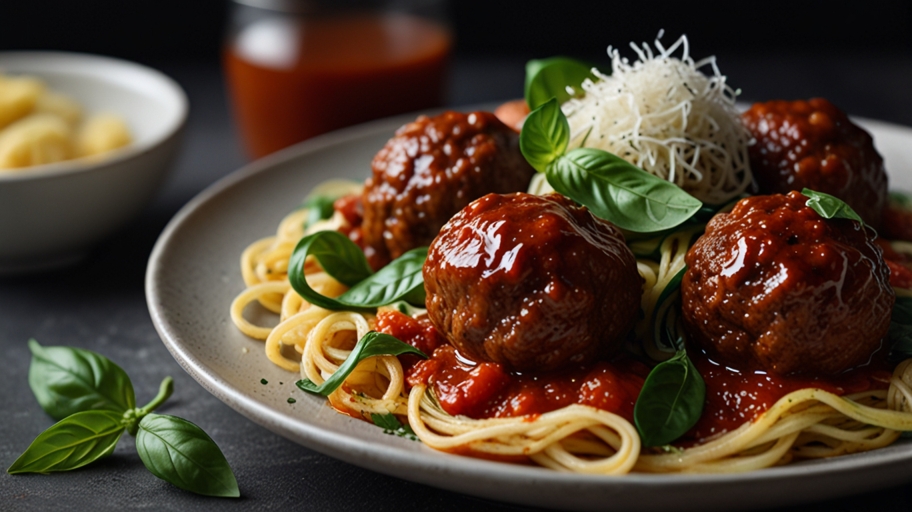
[146, 112, 912, 512]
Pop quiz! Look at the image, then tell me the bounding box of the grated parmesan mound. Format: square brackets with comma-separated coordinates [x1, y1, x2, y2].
[561, 33, 752, 204]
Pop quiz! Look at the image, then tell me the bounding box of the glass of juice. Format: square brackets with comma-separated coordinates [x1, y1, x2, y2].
[224, 0, 451, 159]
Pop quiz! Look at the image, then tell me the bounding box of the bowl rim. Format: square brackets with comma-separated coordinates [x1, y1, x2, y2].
[0, 50, 189, 182]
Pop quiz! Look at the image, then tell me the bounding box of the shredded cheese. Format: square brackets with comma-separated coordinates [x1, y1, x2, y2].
[563, 33, 752, 204]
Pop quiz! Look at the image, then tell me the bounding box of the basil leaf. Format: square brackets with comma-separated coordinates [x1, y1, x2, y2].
[520, 98, 570, 173]
[7, 410, 125, 474]
[546, 148, 703, 233]
[889, 296, 912, 361]
[289, 230, 372, 287]
[297, 332, 427, 396]
[136, 413, 239, 498]
[28, 339, 135, 420]
[288, 231, 427, 310]
[301, 196, 336, 230]
[801, 188, 864, 224]
[890, 191, 912, 209]
[370, 413, 418, 440]
[634, 350, 706, 447]
[525, 57, 598, 110]
[297, 179, 363, 230]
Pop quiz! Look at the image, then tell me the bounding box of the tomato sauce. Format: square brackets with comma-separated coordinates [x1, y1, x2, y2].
[380, 303, 893, 441]
[685, 349, 892, 442]
[225, 13, 450, 158]
[405, 343, 650, 421]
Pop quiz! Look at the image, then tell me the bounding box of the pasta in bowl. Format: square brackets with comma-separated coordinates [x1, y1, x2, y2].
[0, 51, 186, 274]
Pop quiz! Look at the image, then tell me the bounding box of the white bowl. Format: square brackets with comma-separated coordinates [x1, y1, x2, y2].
[0, 51, 187, 274]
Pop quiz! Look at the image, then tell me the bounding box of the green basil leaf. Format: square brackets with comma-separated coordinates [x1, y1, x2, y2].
[339, 247, 427, 307]
[546, 148, 703, 233]
[525, 57, 598, 110]
[28, 339, 135, 420]
[890, 191, 912, 209]
[296, 179, 363, 230]
[297, 332, 427, 396]
[634, 350, 706, 447]
[136, 413, 239, 498]
[288, 230, 372, 287]
[7, 410, 125, 474]
[288, 231, 427, 310]
[301, 196, 336, 230]
[801, 188, 864, 224]
[889, 296, 912, 361]
[370, 413, 418, 440]
[520, 98, 570, 173]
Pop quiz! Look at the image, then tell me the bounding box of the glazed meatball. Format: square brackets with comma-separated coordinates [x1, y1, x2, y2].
[681, 191, 893, 375]
[423, 193, 642, 372]
[741, 98, 888, 227]
[362, 111, 536, 269]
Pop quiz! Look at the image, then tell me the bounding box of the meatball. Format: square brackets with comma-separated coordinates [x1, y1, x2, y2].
[741, 98, 888, 227]
[681, 191, 893, 375]
[423, 193, 642, 372]
[362, 111, 536, 269]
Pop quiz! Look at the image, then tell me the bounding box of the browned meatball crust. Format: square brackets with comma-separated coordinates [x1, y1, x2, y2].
[362, 111, 536, 269]
[741, 98, 888, 228]
[423, 192, 643, 372]
[681, 191, 894, 375]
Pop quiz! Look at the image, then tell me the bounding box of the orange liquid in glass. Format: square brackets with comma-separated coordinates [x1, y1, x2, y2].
[224, 13, 450, 158]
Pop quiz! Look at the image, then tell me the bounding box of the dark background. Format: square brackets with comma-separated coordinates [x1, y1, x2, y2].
[3, 2, 912, 511]
[3, 0, 911, 120]
[3, 0, 912, 60]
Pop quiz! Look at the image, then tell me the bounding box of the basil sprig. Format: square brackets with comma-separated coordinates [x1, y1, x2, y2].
[525, 57, 598, 110]
[9, 340, 239, 498]
[296, 331, 427, 396]
[801, 188, 864, 224]
[634, 347, 706, 447]
[520, 98, 702, 233]
[288, 230, 427, 310]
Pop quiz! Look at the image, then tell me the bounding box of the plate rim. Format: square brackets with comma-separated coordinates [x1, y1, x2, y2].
[145, 111, 912, 511]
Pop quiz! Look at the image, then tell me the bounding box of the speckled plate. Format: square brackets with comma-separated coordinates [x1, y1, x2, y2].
[146, 112, 912, 511]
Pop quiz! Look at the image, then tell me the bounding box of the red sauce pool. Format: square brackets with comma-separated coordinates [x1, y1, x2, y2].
[685, 349, 892, 442]
[374, 292, 894, 442]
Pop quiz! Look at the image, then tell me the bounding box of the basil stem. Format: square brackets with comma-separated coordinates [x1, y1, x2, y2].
[7, 410, 125, 474]
[801, 188, 864, 224]
[27, 339, 135, 421]
[633, 349, 706, 447]
[524, 57, 598, 110]
[650, 267, 688, 355]
[547, 148, 703, 232]
[288, 231, 427, 310]
[136, 414, 240, 498]
[296, 332, 427, 396]
[520, 98, 569, 173]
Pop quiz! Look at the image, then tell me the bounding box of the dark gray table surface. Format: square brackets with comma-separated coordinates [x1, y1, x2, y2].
[3, 54, 912, 511]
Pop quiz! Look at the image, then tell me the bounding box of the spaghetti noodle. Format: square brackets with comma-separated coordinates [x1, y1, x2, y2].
[230, 199, 912, 474]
